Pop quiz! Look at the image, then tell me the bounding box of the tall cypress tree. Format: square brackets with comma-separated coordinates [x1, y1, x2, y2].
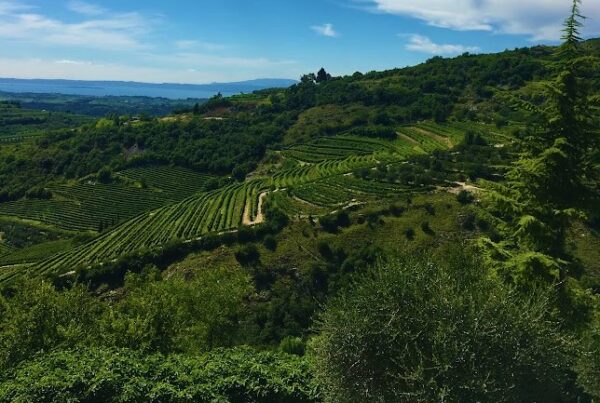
[481, 0, 599, 287]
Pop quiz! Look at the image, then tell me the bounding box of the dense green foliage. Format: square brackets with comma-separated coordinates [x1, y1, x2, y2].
[0, 347, 316, 403]
[482, 2, 600, 290]
[0, 101, 90, 142]
[310, 254, 577, 402]
[0, 267, 251, 370]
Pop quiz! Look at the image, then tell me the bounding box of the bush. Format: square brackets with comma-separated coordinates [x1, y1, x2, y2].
[457, 189, 475, 205]
[462, 212, 476, 230]
[310, 253, 575, 402]
[420, 221, 434, 235]
[265, 205, 289, 231]
[235, 244, 260, 266]
[317, 241, 333, 260]
[423, 203, 436, 215]
[388, 203, 405, 217]
[320, 211, 352, 233]
[279, 336, 306, 356]
[97, 167, 113, 184]
[263, 234, 278, 251]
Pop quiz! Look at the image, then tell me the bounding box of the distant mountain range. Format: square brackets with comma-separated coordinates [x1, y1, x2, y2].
[0, 78, 298, 99]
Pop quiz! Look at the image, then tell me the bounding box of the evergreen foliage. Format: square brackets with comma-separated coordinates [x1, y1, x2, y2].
[481, 0, 600, 286]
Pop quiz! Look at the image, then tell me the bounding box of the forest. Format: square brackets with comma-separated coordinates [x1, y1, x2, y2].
[0, 1, 599, 402]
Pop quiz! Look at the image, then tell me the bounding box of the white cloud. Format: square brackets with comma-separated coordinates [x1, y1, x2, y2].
[311, 23, 339, 37]
[365, 0, 600, 41]
[405, 34, 479, 55]
[68, 1, 106, 16]
[0, 1, 30, 15]
[55, 59, 92, 65]
[0, 3, 150, 50]
[0, 2, 305, 82]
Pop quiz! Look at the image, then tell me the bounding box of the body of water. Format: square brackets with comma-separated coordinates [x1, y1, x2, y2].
[0, 78, 296, 99]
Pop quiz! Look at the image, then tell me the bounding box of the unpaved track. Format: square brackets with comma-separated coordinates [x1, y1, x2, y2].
[242, 192, 267, 225]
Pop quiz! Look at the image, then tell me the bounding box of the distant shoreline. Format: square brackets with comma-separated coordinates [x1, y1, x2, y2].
[0, 77, 297, 100]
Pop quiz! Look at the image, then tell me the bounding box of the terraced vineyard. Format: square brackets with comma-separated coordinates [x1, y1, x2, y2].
[118, 166, 217, 199]
[0, 183, 172, 232]
[0, 102, 89, 141]
[282, 135, 400, 163]
[12, 180, 271, 281]
[0, 122, 466, 282]
[0, 240, 74, 266]
[0, 243, 13, 258]
[396, 126, 450, 152]
[0, 167, 217, 233]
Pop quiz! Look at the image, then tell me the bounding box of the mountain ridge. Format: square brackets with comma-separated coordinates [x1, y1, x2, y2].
[0, 77, 298, 99]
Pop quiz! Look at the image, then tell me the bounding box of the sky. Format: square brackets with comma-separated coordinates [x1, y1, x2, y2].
[0, 0, 598, 84]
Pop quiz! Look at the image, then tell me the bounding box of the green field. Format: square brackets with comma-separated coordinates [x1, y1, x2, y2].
[0, 101, 90, 141]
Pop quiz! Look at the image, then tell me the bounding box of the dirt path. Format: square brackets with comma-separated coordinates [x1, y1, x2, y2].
[242, 192, 268, 226]
[412, 127, 453, 147]
[397, 132, 419, 145]
[447, 182, 482, 195]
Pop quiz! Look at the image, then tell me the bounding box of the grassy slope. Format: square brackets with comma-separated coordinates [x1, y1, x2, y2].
[170, 192, 471, 274]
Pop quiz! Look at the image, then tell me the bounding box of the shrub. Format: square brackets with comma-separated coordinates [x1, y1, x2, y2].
[97, 167, 113, 184]
[235, 244, 260, 266]
[320, 211, 352, 233]
[462, 212, 476, 230]
[317, 241, 333, 260]
[423, 203, 436, 215]
[421, 221, 434, 235]
[457, 189, 475, 205]
[279, 336, 306, 356]
[263, 234, 278, 251]
[310, 254, 574, 402]
[389, 203, 405, 217]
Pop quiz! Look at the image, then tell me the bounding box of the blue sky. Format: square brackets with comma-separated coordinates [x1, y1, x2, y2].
[0, 0, 598, 83]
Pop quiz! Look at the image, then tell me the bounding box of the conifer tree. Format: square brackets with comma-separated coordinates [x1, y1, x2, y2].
[481, 0, 599, 286]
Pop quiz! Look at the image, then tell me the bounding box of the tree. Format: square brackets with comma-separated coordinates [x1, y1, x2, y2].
[310, 253, 575, 402]
[102, 267, 252, 353]
[316, 67, 332, 83]
[300, 73, 316, 85]
[0, 280, 103, 371]
[481, 0, 599, 286]
[97, 166, 113, 183]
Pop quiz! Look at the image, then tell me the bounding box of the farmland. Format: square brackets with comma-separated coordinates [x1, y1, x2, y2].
[0, 166, 217, 231]
[0, 101, 90, 142]
[0, 122, 468, 281]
